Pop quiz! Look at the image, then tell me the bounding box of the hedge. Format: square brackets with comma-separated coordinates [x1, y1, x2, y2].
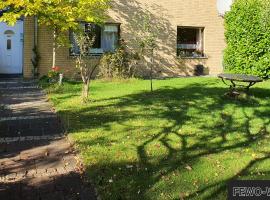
[224, 0, 270, 78]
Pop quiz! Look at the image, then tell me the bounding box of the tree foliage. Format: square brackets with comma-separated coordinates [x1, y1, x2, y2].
[0, 0, 109, 49]
[1, 0, 110, 100]
[0, 0, 109, 29]
[224, 0, 270, 78]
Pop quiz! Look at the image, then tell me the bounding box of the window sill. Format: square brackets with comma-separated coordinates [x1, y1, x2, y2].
[69, 53, 103, 57]
[178, 56, 208, 59]
[68, 54, 103, 59]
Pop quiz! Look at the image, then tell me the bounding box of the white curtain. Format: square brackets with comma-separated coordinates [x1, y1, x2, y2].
[101, 25, 118, 52]
[70, 32, 80, 55]
[196, 29, 203, 52]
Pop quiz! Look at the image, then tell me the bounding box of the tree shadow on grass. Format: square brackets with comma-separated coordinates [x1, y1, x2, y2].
[59, 83, 270, 199]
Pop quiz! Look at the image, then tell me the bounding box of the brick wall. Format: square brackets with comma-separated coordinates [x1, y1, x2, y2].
[38, 27, 80, 79]
[23, 17, 34, 78]
[23, 0, 226, 78]
[23, 18, 80, 78]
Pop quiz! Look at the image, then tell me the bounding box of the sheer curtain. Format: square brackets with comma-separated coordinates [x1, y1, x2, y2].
[196, 29, 202, 52]
[70, 32, 80, 55]
[101, 25, 118, 52]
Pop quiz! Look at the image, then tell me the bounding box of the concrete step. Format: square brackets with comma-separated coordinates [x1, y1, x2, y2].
[0, 93, 55, 119]
[0, 103, 55, 119]
[0, 94, 48, 105]
[0, 116, 65, 138]
[0, 79, 38, 88]
[0, 88, 43, 97]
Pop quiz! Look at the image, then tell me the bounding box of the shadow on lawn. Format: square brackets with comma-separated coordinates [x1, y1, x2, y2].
[60, 83, 270, 199]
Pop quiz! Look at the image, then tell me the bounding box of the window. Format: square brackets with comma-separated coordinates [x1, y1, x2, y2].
[85, 24, 102, 49]
[4, 30, 15, 35]
[7, 39, 11, 50]
[177, 27, 205, 58]
[70, 23, 120, 56]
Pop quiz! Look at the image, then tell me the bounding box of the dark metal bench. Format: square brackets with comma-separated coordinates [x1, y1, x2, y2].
[218, 73, 263, 95]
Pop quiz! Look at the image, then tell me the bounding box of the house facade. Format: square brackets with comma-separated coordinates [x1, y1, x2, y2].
[0, 0, 226, 78]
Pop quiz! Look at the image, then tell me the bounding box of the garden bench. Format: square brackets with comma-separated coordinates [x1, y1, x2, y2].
[218, 73, 263, 95]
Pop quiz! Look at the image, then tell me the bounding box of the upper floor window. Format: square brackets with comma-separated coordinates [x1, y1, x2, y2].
[70, 23, 120, 56]
[177, 27, 205, 58]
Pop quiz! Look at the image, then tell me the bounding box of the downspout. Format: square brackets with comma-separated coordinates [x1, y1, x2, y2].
[34, 16, 38, 47]
[31, 16, 39, 78]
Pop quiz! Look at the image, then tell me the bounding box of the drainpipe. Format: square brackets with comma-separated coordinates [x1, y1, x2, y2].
[31, 16, 39, 78]
[34, 16, 38, 46]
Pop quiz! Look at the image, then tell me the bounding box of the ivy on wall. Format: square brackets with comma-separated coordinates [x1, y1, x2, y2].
[224, 0, 270, 78]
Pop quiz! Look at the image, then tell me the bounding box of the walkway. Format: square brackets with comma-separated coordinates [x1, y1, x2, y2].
[0, 78, 96, 200]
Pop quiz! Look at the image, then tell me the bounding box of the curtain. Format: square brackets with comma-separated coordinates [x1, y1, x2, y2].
[196, 29, 203, 52]
[70, 24, 119, 55]
[69, 32, 80, 55]
[196, 29, 202, 52]
[101, 25, 118, 52]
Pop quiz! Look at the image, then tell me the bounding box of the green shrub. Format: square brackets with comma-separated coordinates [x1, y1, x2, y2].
[99, 40, 140, 79]
[224, 0, 270, 78]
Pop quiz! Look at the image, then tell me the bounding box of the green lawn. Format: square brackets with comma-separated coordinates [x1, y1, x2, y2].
[45, 77, 270, 200]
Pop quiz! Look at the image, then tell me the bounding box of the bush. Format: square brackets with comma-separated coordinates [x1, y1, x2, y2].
[99, 40, 140, 79]
[224, 0, 270, 78]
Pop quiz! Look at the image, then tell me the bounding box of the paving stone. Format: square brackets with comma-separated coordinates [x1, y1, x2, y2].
[0, 79, 96, 200]
[0, 160, 26, 175]
[39, 191, 65, 200]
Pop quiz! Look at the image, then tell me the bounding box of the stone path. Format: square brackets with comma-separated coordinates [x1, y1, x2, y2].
[0, 78, 96, 200]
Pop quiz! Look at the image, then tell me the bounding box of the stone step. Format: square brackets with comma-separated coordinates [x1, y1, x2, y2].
[0, 135, 64, 143]
[0, 85, 39, 90]
[0, 91, 45, 97]
[0, 88, 43, 96]
[0, 101, 55, 119]
[0, 87, 41, 97]
[0, 116, 65, 138]
[0, 79, 37, 83]
[0, 79, 37, 87]
[0, 95, 48, 105]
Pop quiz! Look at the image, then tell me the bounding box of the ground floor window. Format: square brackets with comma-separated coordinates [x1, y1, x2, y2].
[177, 27, 204, 58]
[70, 23, 120, 56]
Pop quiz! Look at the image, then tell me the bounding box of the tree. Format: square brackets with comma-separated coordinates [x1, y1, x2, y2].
[224, 0, 270, 78]
[136, 13, 158, 92]
[1, 0, 110, 101]
[74, 31, 98, 102]
[0, 0, 109, 70]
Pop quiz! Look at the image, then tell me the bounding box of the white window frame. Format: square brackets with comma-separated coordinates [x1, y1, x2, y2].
[70, 23, 120, 56]
[177, 27, 205, 58]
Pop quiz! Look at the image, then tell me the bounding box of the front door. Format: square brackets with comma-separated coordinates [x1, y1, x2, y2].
[0, 21, 24, 74]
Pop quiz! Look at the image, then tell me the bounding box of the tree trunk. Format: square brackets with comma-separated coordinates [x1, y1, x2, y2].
[82, 80, 90, 102]
[150, 50, 154, 92]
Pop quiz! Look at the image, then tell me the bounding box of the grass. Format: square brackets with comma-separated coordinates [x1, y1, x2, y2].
[44, 77, 270, 200]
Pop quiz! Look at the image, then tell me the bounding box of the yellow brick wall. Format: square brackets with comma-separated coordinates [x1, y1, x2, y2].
[23, 18, 80, 78]
[23, 17, 34, 78]
[38, 27, 80, 79]
[23, 0, 226, 78]
[108, 0, 226, 76]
